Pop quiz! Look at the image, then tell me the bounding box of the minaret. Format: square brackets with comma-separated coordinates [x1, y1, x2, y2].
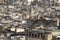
[57, 18, 60, 26]
[27, 0, 34, 5]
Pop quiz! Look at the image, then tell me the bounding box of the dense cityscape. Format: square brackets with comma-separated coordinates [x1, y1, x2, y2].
[0, 0, 60, 40]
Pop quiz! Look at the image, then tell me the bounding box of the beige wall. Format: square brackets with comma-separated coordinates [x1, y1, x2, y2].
[0, 0, 4, 3]
[46, 31, 60, 40]
[52, 32, 60, 36]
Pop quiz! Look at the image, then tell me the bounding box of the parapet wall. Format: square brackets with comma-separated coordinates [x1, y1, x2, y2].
[52, 31, 60, 36]
[47, 31, 60, 40]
